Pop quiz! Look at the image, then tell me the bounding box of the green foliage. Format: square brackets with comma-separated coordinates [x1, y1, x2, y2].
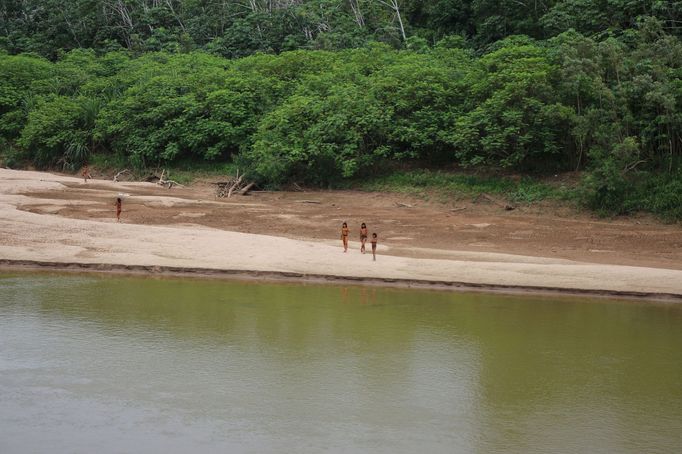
[18, 95, 91, 168]
[0, 137, 24, 168]
[449, 39, 564, 168]
[581, 137, 654, 215]
[371, 50, 470, 162]
[94, 53, 233, 167]
[637, 173, 682, 220]
[582, 164, 682, 220]
[3, 0, 682, 59]
[245, 84, 391, 186]
[2, 4, 682, 218]
[0, 53, 53, 138]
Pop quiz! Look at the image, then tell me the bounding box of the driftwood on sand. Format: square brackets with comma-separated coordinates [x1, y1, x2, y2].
[114, 168, 182, 188]
[227, 172, 243, 198]
[156, 169, 184, 189]
[213, 169, 255, 198]
[239, 182, 256, 195]
[474, 193, 515, 211]
[113, 169, 130, 182]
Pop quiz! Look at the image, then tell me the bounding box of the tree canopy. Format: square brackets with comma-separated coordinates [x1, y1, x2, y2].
[1, 1, 682, 218]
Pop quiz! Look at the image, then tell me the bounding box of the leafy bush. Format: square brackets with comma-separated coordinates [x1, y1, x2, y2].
[640, 174, 682, 220]
[18, 95, 88, 168]
[580, 137, 643, 214]
[243, 84, 391, 186]
[1, 17, 682, 219]
[0, 54, 53, 139]
[0, 138, 25, 168]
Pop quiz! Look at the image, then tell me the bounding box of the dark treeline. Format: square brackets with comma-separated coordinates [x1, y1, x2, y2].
[1, 1, 682, 218]
[3, 0, 682, 56]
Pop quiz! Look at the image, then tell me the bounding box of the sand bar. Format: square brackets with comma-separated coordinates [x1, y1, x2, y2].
[1, 168, 681, 300]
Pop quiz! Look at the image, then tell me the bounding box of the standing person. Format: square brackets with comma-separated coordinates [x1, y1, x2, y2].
[341, 222, 350, 252]
[115, 197, 122, 223]
[371, 233, 378, 261]
[82, 164, 91, 183]
[360, 222, 368, 254]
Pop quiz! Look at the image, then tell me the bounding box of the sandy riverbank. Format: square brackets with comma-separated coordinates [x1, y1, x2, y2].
[1, 168, 681, 299]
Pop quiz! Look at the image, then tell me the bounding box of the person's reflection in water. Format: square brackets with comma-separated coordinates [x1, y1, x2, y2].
[340, 286, 349, 303]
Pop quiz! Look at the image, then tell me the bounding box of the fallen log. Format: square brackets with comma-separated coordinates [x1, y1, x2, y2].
[475, 193, 515, 211]
[450, 207, 467, 212]
[296, 199, 321, 204]
[395, 202, 413, 208]
[239, 182, 256, 195]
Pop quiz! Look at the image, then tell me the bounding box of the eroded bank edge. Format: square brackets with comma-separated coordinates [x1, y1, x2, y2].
[1, 259, 681, 303]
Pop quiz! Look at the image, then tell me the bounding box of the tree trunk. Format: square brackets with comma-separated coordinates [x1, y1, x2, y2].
[392, 0, 406, 42]
[349, 0, 365, 27]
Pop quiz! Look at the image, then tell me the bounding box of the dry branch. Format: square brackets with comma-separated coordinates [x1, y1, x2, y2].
[395, 202, 413, 208]
[156, 169, 183, 189]
[296, 199, 321, 204]
[113, 169, 130, 182]
[227, 175, 244, 198]
[213, 169, 251, 197]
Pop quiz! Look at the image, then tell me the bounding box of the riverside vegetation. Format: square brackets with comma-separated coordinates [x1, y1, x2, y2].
[1, 1, 682, 218]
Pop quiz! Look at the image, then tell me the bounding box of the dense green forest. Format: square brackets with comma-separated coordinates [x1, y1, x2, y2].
[1, 1, 682, 218]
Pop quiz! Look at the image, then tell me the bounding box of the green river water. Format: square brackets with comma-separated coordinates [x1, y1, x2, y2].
[1, 273, 681, 453]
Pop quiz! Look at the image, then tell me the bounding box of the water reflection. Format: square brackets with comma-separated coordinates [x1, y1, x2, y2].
[1, 274, 681, 453]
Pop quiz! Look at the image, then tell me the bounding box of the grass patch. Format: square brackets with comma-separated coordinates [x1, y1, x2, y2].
[355, 170, 575, 204]
[160, 161, 238, 185]
[89, 153, 129, 172]
[87, 154, 238, 185]
[580, 169, 682, 221]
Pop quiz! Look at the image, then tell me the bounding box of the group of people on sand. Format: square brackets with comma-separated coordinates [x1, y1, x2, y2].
[341, 222, 378, 261]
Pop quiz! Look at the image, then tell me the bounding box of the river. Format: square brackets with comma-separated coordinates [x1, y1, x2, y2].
[1, 273, 681, 453]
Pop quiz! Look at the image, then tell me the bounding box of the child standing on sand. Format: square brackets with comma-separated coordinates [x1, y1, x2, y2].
[371, 233, 378, 261]
[360, 222, 368, 254]
[82, 164, 91, 183]
[115, 197, 122, 222]
[341, 222, 349, 252]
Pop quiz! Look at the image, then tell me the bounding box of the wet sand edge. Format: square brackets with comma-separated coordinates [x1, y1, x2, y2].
[2, 259, 681, 303]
